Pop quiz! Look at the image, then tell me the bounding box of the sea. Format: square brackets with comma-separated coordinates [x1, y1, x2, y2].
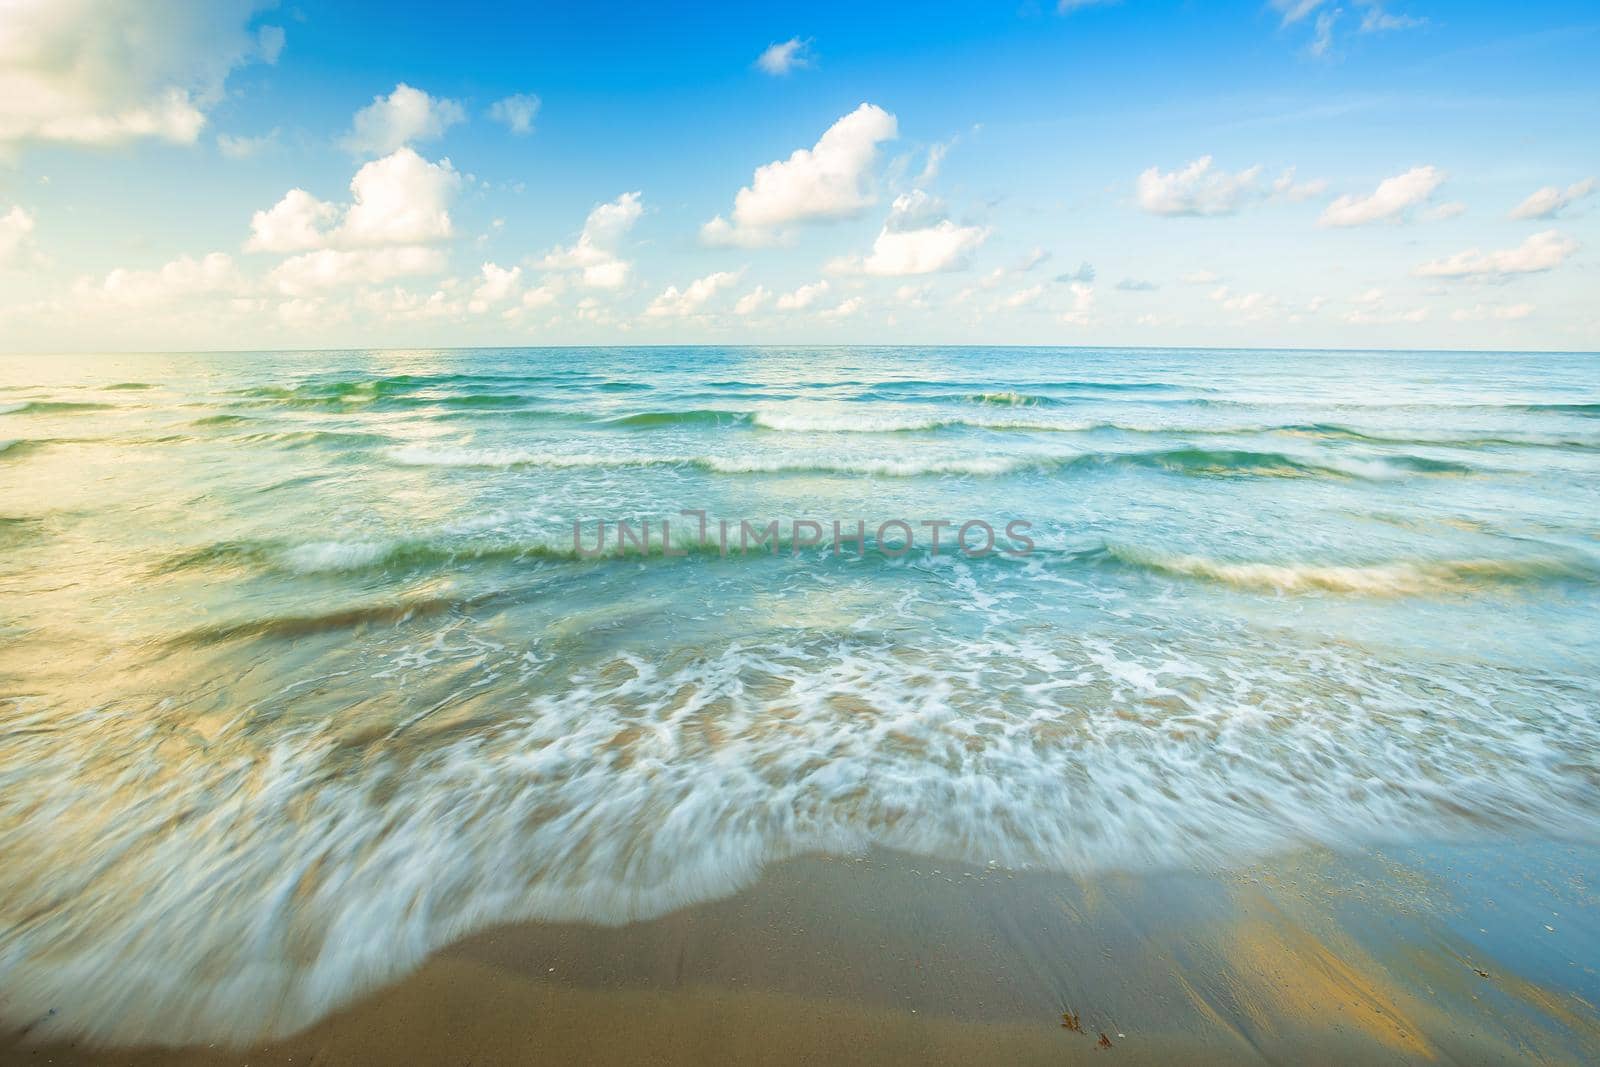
[2, 345, 1598, 1042]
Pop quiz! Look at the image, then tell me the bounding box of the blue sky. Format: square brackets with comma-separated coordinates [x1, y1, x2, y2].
[0, 0, 1596, 350]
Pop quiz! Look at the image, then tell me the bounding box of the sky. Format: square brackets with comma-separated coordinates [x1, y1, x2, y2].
[0, 0, 1596, 352]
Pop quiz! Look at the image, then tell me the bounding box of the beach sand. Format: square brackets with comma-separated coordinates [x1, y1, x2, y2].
[4, 843, 1596, 1065]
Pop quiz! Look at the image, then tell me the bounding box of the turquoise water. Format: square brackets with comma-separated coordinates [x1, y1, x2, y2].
[2, 346, 1599, 1041]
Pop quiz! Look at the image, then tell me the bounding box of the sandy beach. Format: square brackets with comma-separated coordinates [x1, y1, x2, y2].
[6, 841, 1596, 1065]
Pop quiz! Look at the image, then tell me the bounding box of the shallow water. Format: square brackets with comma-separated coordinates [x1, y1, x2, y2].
[1, 346, 1598, 1043]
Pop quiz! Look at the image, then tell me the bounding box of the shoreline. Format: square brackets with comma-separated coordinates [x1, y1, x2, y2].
[5, 841, 1596, 1065]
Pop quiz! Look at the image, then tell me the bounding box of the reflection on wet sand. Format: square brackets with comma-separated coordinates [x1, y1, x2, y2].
[6, 843, 1595, 1065]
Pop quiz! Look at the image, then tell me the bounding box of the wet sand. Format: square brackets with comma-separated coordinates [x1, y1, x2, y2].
[4, 842, 1597, 1065]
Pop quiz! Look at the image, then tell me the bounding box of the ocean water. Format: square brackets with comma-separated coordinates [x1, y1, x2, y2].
[2, 345, 1598, 1042]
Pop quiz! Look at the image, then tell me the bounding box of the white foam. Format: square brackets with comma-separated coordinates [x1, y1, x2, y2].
[2, 629, 1596, 1046]
[280, 540, 388, 573]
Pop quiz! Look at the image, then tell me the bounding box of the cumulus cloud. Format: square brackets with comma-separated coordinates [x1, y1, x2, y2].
[1414, 230, 1579, 280]
[246, 189, 339, 253]
[337, 149, 461, 246]
[1060, 283, 1095, 326]
[469, 263, 522, 312]
[268, 246, 447, 295]
[342, 84, 465, 156]
[0, 1, 282, 147]
[1136, 157, 1264, 216]
[1510, 178, 1596, 220]
[755, 38, 814, 75]
[1055, 262, 1095, 284]
[0, 206, 39, 268]
[1452, 302, 1535, 322]
[539, 191, 643, 289]
[701, 103, 897, 245]
[1320, 165, 1446, 227]
[1208, 285, 1278, 320]
[79, 252, 244, 306]
[488, 94, 541, 136]
[1003, 284, 1045, 309]
[246, 148, 460, 256]
[827, 190, 989, 277]
[776, 280, 830, 310]
[1116, 278, 1158, 292]
[819, 296, 863, 320]
[733, 286, 772, 315]
[1272, 167, 1328, 202]
[645, 270, 742, 318]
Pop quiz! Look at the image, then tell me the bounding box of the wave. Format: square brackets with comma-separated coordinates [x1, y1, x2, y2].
[1276, 423, 1600, 452]
[1515, 402, 1600, 415]
[0, 439, 40, 459]
[1095, 543, 1597, 595]
[0, 401, 112, 415]
[164, 589, 503, 647]
[602, 409, 753, 429]
[233, 429, 396, 449]
[160, 525, 1595, 602]
[5, 623, 1598, 1045]
[965, 391, 1058, 407]
[384, 443, 1477, 480]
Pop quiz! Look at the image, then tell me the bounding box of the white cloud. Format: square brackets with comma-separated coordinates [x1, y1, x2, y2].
[245, 149, 459, 255]
[1003, 284, 1045, 309]
[342, 84, 465, 156]
[337, 148, 461, 246]
[645, 270, 742, 318]
[819, 296, 863, 320]
[702, 103, 897, 244]
[1320, 165, 1445, 227]
[0, 206, 39, 268]
[1414, 230, 1579, 279]
[1272, 0, 1327, 25]
[1358, 3, 1426, 33]
[776, 280, 830, 310]
[246, 189, 339, 253]
[1136, 157, 1264, 216]
[1423, 201, 1467, 222]
[1208, 285, 1278, 320]
[1510, 178, 1596, 220]
[734, 286, 772, 315]
[1060, 283, 1095, 326]
[1452, 303, 1535, 322]
[469, 263, 522, 312]
[755, 38, 813, 76]
[269, 246, 447, 295]
[539, 191, 643, 289]
[1309, 9, 1339, 57]
[79, 252, 244, 306]
[1272, 167, 1328, 202]
[1180, 270, 1220, 285]
[828, 190, 989, 277]
[0, 1, 281, 147]
[1340, 286, 1428, 324]
[917, 141, 951, 185]
[217, 129, 278, 159]
[488, 94, 541, 136]
[521, 285, 559, 310]
[1055, 261, 1095, 284]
